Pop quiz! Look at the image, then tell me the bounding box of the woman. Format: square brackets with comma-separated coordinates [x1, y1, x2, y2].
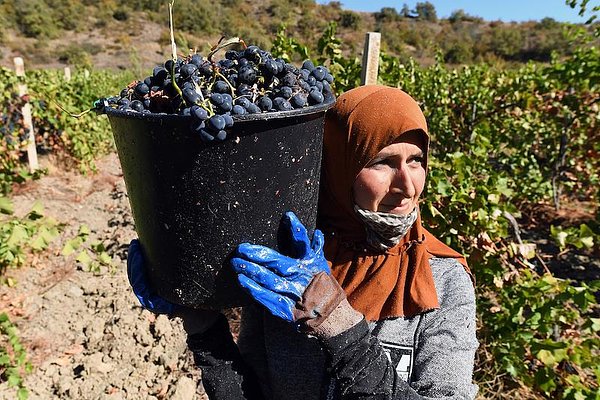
[128, 85, 478, 399]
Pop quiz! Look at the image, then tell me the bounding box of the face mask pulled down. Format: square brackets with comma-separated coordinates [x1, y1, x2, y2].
[353, 205, 418, 251]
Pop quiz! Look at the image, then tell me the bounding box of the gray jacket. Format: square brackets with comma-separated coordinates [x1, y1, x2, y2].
[235, 257, 479, 399]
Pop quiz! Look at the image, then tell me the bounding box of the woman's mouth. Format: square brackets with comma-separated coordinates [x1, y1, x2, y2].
[379, 201, 413, 214]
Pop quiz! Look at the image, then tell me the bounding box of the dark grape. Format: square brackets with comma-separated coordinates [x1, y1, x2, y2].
[183, 87, 201, 105]
[153, 66, 168, 83]
[198, 61, 213, 76]
[232, 105, 246, 115]
[236, 84, 252, 96]
[279, 86, 293, 99]
[135, 82, 150, 97]
[257, 96, 273, 111]
[244, 45, 261, 62]
[130, 100, 145, 112]
[308, 89, 324, 105]
[223, 114, 234, 128]
[207, 115, 226, 131]
[219, 59, 235, 69]
[299, 69, 310, 80]
[238, 65, 257, 84]
[199, 129, 215, 142]
[311, 66, 326, 81]
[290, 93, 307, 108]
[302, 60, 315, 71]
[191, 105, 208, 121]
[180, 64, 198, 80]
[235, 97, 251, 108]
[210, 93, 224, 106]
[190, 54, 203, 67]
[263, 59, 278, 76]
[225, 50, 240, 60]
[273, 97, 291, 111]
[246, 103, 261, 114]
[215, 130, 227, 141]
[281, 73, 297, 87]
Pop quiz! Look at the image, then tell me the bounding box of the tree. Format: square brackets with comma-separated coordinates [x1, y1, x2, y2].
[448, 9, 482, 24]
[339, 10, 361, 29]
[566, 0, 599, 36]
[375, 7, 400, 23]
[400, 3, 412, 18]
[415, 1, 437, 22]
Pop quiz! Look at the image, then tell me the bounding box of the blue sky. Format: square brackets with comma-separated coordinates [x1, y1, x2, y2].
[315, 0, 590, 23]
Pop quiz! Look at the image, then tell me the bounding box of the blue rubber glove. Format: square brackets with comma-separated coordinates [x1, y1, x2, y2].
[127, 239, 177, 315]
[230, 211, 329, 322]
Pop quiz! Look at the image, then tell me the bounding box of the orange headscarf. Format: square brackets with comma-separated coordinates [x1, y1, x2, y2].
[317, 85, 472, 321]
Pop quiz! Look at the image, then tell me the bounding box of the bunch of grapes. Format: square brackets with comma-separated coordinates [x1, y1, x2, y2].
[1, 94, 32, 146]
[106, 43, 334, 142]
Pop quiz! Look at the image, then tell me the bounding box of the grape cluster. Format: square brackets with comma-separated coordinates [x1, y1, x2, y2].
[107, 44, 334, 142]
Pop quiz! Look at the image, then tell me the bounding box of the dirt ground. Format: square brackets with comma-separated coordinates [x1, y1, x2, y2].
[0, 153, 208, 400]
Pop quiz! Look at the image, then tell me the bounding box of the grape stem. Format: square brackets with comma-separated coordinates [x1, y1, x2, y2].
[168, 1, 177, 62]
[166, 1, 183, 107]
[208, 37, 245, 63]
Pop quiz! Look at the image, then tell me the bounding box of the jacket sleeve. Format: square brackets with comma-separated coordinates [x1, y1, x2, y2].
[186, 313, 264, 400]
[323, 264, 478, 399]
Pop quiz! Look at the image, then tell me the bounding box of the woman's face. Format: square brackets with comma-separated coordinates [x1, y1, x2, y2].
[353, 131, 426, 215]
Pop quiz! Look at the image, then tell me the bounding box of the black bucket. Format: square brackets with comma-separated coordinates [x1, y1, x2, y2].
[106, 94, 334, 309]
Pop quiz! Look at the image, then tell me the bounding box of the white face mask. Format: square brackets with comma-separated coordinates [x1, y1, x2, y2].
[353, 205, 418, 251]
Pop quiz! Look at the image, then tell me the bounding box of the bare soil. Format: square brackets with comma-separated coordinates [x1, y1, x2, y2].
[0, 153, 207, 400]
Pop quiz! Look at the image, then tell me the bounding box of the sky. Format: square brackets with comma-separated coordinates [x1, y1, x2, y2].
[315, 0, 591, 23]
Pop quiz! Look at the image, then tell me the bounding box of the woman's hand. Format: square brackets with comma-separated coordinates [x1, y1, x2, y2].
[126, 239, 220, 335]
[127, 239, 178, 315]
[231, 212, 361, 336]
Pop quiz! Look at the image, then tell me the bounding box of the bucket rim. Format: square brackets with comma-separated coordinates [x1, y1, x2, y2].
[104, 92, 336, 123]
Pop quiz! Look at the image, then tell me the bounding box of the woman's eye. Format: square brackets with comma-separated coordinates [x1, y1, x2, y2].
[409, 156, 424, 165]
[370, 159, 389, 167]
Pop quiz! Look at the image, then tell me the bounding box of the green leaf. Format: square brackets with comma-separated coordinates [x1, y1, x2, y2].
[62, 238, 82, 256]
[7, 225, 28, 247]
[98, 252, 112, 265]
[579, 236, 594, 248]
[17, 387, 29, 400]
[76, 250, 92, 267]
[487, 193, 500, 204]
[537, 349, 556, 366]
[0, 197, 14, 215]
[7, 372, 22, 387]
[78, 224, 91, 236]
[27, 201, 45, 220]
[551, 226, 568, 249]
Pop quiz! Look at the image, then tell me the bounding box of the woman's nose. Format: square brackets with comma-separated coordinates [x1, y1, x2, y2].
[391, 166, 414, 196]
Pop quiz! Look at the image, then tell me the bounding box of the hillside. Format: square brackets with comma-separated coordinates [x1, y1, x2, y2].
[0, 0, 593, 71]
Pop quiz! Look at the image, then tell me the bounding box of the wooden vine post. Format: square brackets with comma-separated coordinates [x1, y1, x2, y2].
[361, 32, 381, 86]
[13, 57, 39, 172]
